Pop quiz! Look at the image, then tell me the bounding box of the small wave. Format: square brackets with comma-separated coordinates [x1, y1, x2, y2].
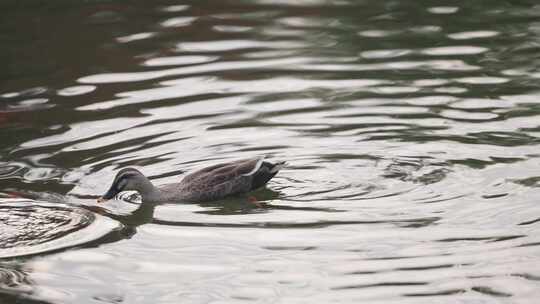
[0, 199, 121, 258]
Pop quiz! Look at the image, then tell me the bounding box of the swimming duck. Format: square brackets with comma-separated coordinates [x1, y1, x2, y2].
[98, 157, 285, 203]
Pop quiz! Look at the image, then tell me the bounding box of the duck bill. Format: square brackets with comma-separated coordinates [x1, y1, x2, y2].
[98, 186, 119, 203]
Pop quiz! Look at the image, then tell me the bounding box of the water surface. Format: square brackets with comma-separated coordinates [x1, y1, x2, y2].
[1, 0, 540, 303]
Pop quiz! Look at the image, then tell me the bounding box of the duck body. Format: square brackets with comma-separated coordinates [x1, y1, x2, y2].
[99, 158, 285, 203]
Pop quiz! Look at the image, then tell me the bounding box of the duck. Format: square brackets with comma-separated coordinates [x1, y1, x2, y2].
[97, 157, 285, 203]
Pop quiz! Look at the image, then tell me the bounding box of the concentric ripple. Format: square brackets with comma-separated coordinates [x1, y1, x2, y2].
[0, 262, 32, 297]
[0, 199, 121, 258]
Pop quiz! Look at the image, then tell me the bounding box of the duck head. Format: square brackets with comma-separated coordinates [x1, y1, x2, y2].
[98, 168, 153, 202]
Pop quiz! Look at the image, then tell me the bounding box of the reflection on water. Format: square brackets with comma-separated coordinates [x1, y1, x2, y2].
[2, 0, 540, 302]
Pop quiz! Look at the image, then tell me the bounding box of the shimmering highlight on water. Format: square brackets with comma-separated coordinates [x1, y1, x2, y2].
[1, 0, 540, 303]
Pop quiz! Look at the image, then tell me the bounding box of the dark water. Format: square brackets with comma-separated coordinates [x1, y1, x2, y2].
[2, 0, 540, 302]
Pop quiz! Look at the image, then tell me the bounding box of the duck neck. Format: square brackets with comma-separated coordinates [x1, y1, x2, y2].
[137, 177, 163, 203]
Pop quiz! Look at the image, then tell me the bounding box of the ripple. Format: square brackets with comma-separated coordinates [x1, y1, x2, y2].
[358, 30, 399, 38]
[0, 164, 23, 178]
[243, 49, 300, 59]
[404, 95, 458, 106]
[455, 77, 509, 84]
[116, 32, 156, 43]
[160, 17, 196, 28]
[293, 59, 480, 72]
[77, 77, 385, 110]
[412, 79, 450, 87]
[421, 46, 489, 56]
[0, 199, 121, 258]
[2, 98, 54, 112]
[382, 157, 450, 185]
[176, 40, 306, 52]
[256, 0, 348, 6]
[427, 6, 459, 14]
[369, 86, 419, 94]
[78, 57, 308, 84]
[143, 55, 218, 67]
[87, 10, 125, 24]
[279, 16, 340, 28]
[1, 87, 48, 99]
[0, 162, 67, 184]
[57, 85, 96, 96]
[360, 49, 412, 59]
[160, 5, 189, 13]
[261, 27, 307, 37]
[434, 86, 468, 94]
[410, 25, 442, 34]
[0, 262, 32, 296]
[450, 98, 516, 109]
[448, 31, 500, 40]
[214, 25, 253, 34]
[440, 109, 498, 121]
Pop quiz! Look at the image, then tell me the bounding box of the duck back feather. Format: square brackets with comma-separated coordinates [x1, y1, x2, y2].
[170, 158, 284, 202]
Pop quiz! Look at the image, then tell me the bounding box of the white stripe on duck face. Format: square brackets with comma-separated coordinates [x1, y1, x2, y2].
[113, 169, 141, 184]
[116, 178, 128, 190]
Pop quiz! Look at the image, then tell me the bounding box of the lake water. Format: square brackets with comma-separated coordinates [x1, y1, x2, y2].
[1, 0, 540, 303]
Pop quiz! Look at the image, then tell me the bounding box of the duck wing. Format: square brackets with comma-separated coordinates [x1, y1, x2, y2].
[178, 158, 285, 202]
[180, 158, 261, 184]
